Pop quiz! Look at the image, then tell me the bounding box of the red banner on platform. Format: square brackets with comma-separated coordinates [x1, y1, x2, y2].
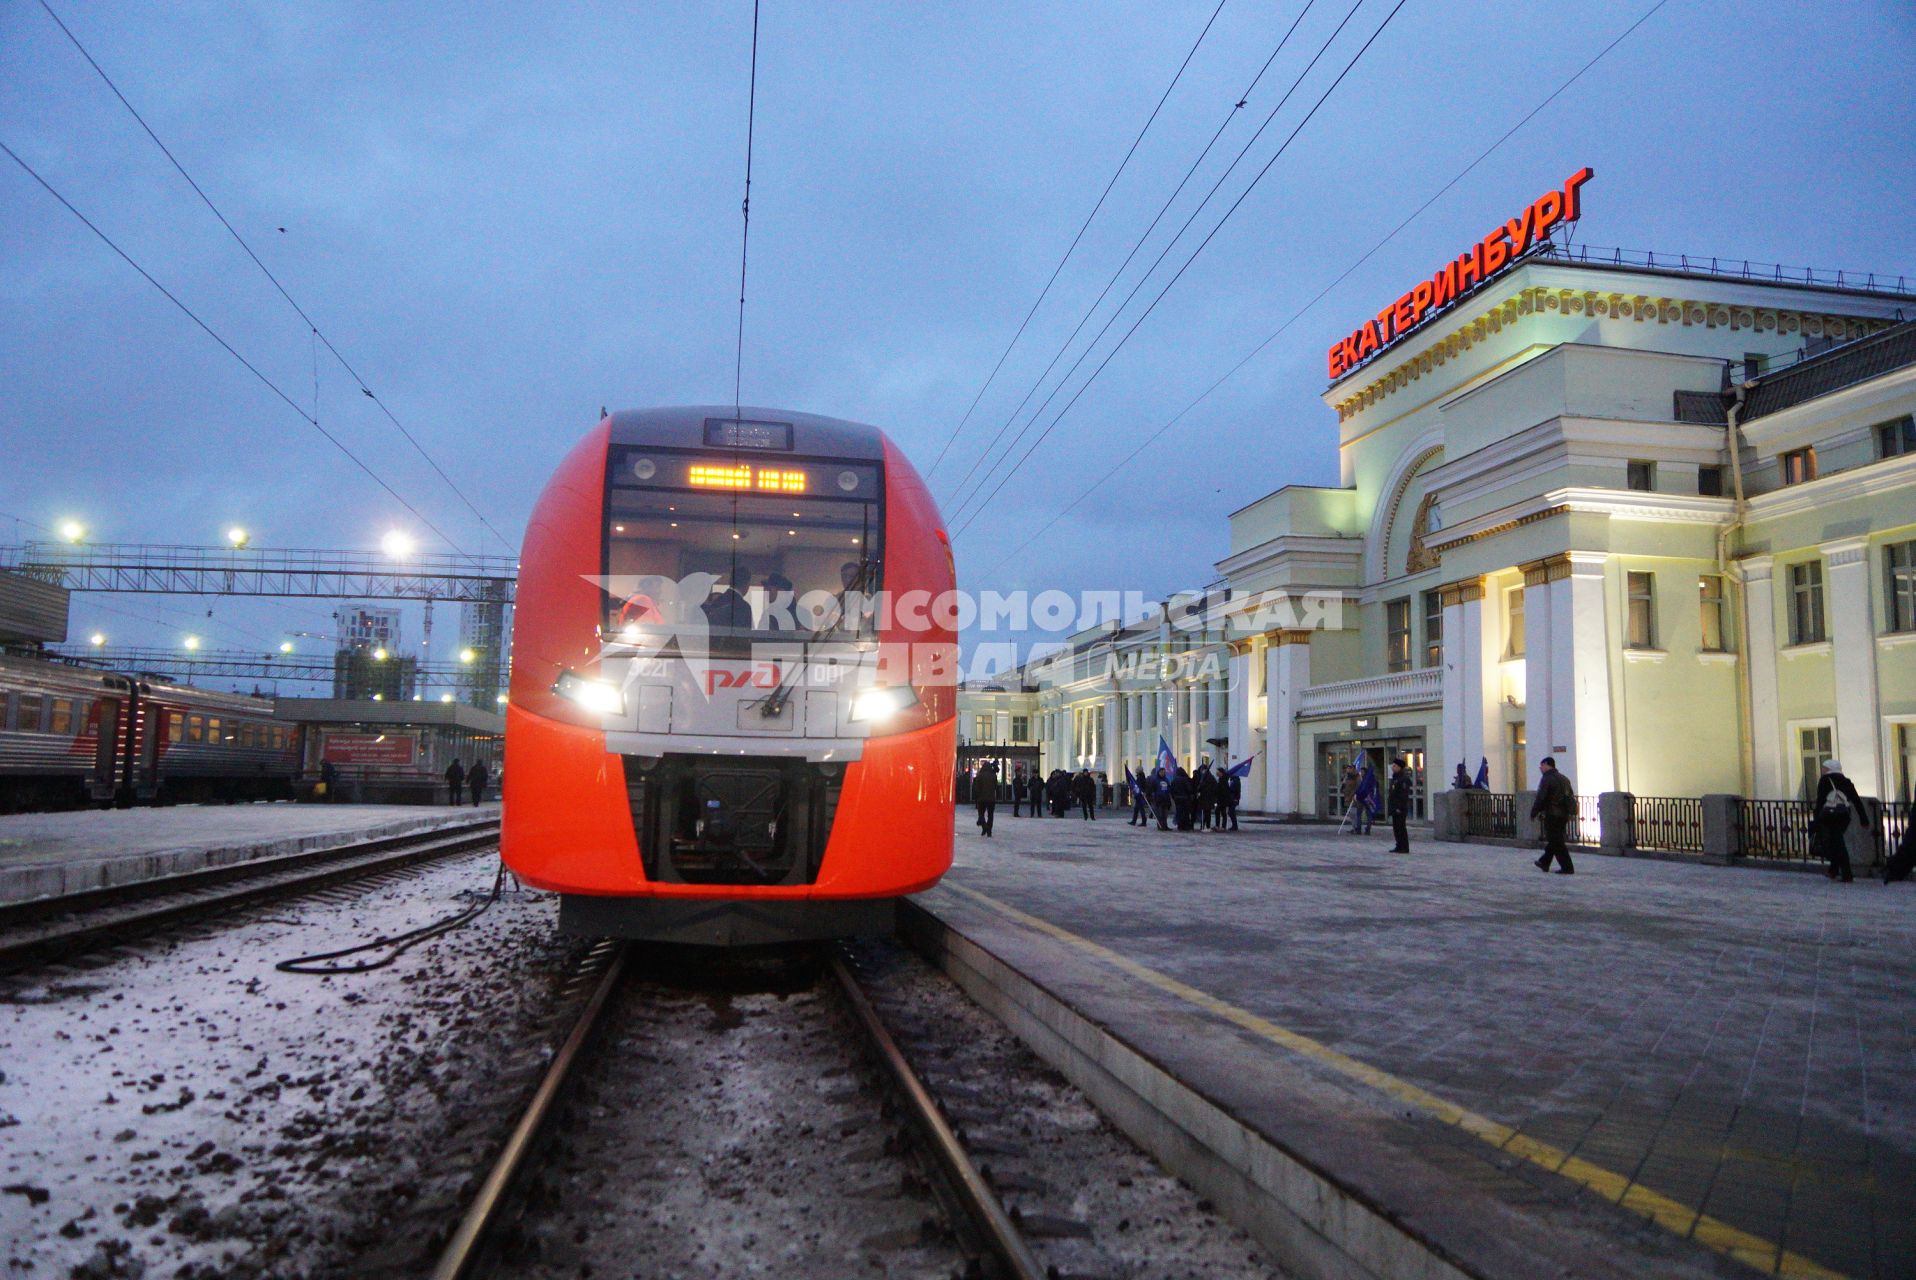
[321, 732, 418, 765]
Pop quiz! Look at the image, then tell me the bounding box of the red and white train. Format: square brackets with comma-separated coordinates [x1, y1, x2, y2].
[0, 653, 301, 811]
[502, 407, 957, 944]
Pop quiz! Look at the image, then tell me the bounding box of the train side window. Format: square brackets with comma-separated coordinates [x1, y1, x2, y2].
[49, 699, 74, 735]
[16, 694, 44, 733]
[206, 716, 223, 743]
[168, 712, 184, 743]
[187, 715, 204, 743]
[0, 691, 9, 730]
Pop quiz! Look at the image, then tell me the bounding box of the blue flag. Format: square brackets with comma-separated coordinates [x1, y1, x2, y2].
[1473, 756, 1490, 789]
[1225, 754, 1255, 779]
[1157, 735, 1176, 775]
[1355, 762, 1380, 814]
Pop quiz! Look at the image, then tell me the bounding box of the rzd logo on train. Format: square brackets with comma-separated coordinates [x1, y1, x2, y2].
[704, 663, 782, 694]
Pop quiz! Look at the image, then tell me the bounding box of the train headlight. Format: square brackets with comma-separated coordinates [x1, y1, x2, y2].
[850, 684, 918, 724]
[554, 670, 626, 716]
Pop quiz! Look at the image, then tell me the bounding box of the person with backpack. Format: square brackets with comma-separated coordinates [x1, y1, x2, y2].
[1810, 760, 1864, 883]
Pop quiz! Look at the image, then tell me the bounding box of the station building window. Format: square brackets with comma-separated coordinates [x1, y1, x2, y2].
[1011, 713, 1029, 742]
[1385, 598, 1411, 673]
[1698, 575, 1729, 651]
[1422, 590, 1442, 668]
[1503, 586, 1526, 659]
[1698, 465, 1724, 497]
[1875, 415, 1916, 459]
[973, 713, 993, 742]
[1788, 561, 1826, 645]
[1626, 572, 1658, 649]
[1626, 460, 1657, 492]
[1780, 447, 1817, 486]
[1798, 724, 1834, 801]
[1887, 541, 1916, 633]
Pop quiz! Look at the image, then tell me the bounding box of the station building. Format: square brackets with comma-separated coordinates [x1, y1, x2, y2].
[962, 238, 1916, 816]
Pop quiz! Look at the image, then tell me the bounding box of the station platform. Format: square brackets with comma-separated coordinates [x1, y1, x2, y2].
[0, 802, 499, 904]
[909, 813, 1915, 1280]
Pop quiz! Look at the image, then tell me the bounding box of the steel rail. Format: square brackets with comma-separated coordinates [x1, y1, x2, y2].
[0, 818, 500, 971]
[430, 941, 629, 1280]
[830, 953, 1047, 1280]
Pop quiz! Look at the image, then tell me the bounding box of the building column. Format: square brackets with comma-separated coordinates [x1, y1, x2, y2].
[1824, 538, 1883, 796]
[1101, 695, 1121, 782]
[1439, 577, 1484, 783]
[1522, 557, 1558, 780]
[1228, 644, 1254, 802]
[1265, 630, 1311, 815]
[1735, 555, 1782, 797]
[1553, 552, 1616, 794]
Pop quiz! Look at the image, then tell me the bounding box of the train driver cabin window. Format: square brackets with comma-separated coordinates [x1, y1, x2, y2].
[604, 447, 884, 651]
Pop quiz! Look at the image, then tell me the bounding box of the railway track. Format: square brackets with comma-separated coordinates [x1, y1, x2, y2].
[0, 816, 501, 972]
[431, 941, 1049, 1280]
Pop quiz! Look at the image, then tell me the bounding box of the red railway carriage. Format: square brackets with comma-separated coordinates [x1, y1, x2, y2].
[503, 407, 957, 945]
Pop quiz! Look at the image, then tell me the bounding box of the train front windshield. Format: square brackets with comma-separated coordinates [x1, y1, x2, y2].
[605, 447, 883, 650]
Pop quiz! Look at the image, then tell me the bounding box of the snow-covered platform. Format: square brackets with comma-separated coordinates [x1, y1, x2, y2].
[909, 812, 1916, 1280]
[0, 802, 499, 904]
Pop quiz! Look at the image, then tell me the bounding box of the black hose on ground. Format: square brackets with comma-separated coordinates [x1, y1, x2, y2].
[275, 861, 513, 975]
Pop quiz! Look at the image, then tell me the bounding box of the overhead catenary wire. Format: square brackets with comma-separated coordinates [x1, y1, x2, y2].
[924, 0, 1230, 483]
[35, 0, 515, 558]
[734, 0, 762, 419]
[936, 0, 1319, 511]
[946, 0, 1408, 536]
[0, 140, 475, 561]
[973, 0, 1675, 583]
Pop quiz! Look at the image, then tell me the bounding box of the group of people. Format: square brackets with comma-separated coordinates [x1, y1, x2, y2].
[443, 758, 492, 805]
[1124, 762, 1242, 832]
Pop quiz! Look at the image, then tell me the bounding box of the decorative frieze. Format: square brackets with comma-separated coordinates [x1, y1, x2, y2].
[1332, 285, 1894, 422]
[1438, 576, 1485, 608]
[1521, 553, 1573, 587]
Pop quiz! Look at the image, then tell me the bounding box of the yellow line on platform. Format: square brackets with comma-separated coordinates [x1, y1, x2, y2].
[941, 881, 1846, 1280]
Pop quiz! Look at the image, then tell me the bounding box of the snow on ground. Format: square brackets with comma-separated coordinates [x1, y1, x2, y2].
[0, 850, 575, 1279]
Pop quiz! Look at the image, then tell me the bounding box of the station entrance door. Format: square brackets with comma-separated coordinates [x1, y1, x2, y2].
[1316, 735, 1428, 821]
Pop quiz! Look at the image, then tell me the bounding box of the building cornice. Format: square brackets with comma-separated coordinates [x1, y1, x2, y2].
[1214, 534, 1364, 581]
[1330, 281, 1896, 424]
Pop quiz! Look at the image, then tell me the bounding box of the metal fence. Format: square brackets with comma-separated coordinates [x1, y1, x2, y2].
[1463, 790, 1517, 839]
[1631, 795, 1706, 853]
[1876, 801, 1911, 864]
[1737, 798, 1815, 863]
[1571, 794, 1600, 845]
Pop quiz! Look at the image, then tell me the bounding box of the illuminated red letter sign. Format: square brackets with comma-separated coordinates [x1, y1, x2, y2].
[1327, 167, 1592, 381]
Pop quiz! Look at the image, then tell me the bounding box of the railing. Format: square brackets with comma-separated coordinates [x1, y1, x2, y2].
[1631, 795, 1705, 854]
[1531, 242, 1914, 296]
[1463, 790, 1517, 839]
[1738, 798, 1815, 863]
[1295, 666, 1442, 717]
[1875, 801, 1911, 865]
[1570, 793, 1601, 846]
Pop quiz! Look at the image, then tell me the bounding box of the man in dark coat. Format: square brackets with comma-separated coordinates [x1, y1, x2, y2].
[1010, 768, 1026, 818]
[1386, 758, 1413, 853]
[467, 760, 489, 805]
[1170, 767, 1195, 831]
[1048, 770, 1069, 817]
[1222, 767, 1241, 831]
[1152, 767, 1171, 830]
[1129, 769, 1151, 826]
[1195, 765, 1218, 831]
[974, 761, 998, 837]
[1810, 759, 1864, 883]
[1072, 769, 1096, 819]
[1530, 756, 1575, 873]
[445, 758, 466, 805]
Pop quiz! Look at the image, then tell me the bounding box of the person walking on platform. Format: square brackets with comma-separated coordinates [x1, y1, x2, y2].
[1072, 769, 1096, 820]
[1530, 757, 1575, 874]
[1170, 766, 1195, 831]
[1386, 758, 1412, 853]
[319, 758, 339, 802]
[1048, 770, 1069, 818]
[1810, 759, 1864, 883]
[1151, 767, 1171, 830]
[1222, 767, 1242, 831]
[445, 758, 466, 805]
[1128, 769, 1151, 826]
[1009, 768, 1026, 818]
[468, 760, 489, 805]
[974, 761, 998, 837]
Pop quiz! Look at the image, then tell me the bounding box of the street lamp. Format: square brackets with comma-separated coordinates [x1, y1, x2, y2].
[440, 693, 454, 703]
[381, 529, 416, 558]
[58, 519, 86, 544]
[183, 635, 201, 651]
[279, 642, 294, 654]
[226, 527, 250, 548]
[372, 647, 389, 661]
[459, 648, 477, 664]
[89, 632, 106, 647]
